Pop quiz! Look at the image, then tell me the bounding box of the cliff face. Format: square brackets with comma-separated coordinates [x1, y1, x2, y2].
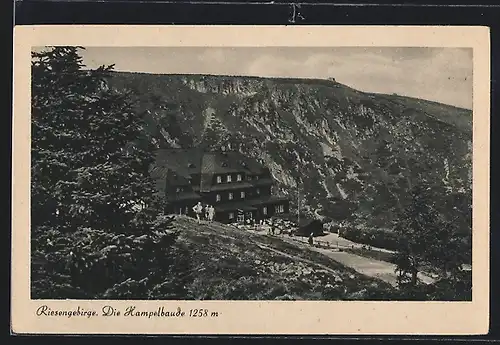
[108, 72, 472, 232]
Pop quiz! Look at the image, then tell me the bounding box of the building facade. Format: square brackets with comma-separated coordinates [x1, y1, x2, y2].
[150, 148, 290, 223]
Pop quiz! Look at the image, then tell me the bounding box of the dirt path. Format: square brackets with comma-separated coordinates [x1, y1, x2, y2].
[278, 236, 435, 286]
[316, 233, 396, 253]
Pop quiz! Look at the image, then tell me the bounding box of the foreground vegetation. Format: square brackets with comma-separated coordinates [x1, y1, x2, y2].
[31, 47, 191, 299]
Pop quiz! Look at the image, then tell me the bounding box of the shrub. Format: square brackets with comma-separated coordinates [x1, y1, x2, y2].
[340, 227, 400, 251]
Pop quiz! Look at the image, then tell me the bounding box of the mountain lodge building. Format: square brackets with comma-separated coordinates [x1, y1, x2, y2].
[150, 148, 291, 223]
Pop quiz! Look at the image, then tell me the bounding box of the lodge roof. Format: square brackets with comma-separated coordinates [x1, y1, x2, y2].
[154, 148, 204, 179]
[150, 166, 191, 185]
[152, 148, 271, 192]
[155, 148, 266, 174]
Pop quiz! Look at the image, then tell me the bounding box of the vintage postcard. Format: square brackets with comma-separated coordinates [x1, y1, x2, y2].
[12, 25, 490, 335]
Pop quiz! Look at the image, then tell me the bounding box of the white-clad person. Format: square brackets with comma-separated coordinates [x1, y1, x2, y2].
[192, 201, 203, 224]
[208, 205, 215, 222]
[204, 204, 210, 221]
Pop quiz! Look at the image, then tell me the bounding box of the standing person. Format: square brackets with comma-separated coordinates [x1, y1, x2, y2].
[308, 232, 314, 246]
[204, 204, 210, 221]
[192, 202, 203, 224]
[208, 205, 215, 222]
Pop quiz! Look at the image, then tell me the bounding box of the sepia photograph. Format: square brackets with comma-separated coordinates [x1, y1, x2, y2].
[12, 26, 490, 335]
[30, 45, 473, 302]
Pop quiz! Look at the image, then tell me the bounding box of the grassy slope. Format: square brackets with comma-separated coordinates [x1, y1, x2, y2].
[173, 216, 398, 300]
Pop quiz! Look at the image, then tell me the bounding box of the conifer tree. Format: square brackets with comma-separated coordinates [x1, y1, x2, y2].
[31, 47, 193, 299]
[200, 113, 231, 150]
[393, 182, 468, 299]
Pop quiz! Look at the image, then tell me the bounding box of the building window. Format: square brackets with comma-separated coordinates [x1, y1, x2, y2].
[217, 176, 222, 184]
[275, 204, 284, 214]
[256, 188, 260, 195]
[247, 175, 252, 181]
[216, 194, 221, 202]
[237, 214, 245, 223]
[262, 206, 267, 215]
[227, 175, 232, 183]
[228, 192, 234, 200]
[237, 174, 242, 181]
[229, 212, 235, 220]
[240, 191, 245, 199]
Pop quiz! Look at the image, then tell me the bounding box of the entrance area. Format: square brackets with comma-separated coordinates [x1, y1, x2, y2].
[235, 209, 255, 224]
[214, 204, 258, 224]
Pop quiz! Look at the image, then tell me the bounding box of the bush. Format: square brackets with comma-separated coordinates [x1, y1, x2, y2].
[345, 247, 396, 263]
[340, 227, 400, 251]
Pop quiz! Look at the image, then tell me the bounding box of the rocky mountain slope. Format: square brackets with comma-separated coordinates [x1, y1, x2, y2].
[107, 72, 472, 233]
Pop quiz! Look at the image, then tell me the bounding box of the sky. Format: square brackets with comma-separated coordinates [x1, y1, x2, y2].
[75, 47, 472, 109]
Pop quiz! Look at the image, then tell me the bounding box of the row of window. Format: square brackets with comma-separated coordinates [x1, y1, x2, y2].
[216, 191, 246, 202]
[176, 186, 268, 198]
[228, 204, 284, 220]
[215, 188, 265, 202]
[217, 174, 240, 183]
[216, 174, 260, 184]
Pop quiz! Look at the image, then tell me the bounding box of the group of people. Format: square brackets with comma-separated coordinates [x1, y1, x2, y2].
[192, 201, 215, 224]
[267, 219, 278, 235]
